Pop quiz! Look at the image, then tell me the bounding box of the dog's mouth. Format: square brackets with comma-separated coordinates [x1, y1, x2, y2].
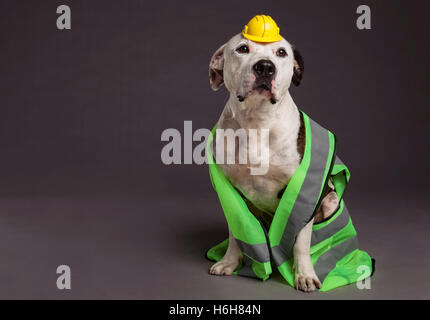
[237, 82, 277, 104]
[255, 83, 271, 93]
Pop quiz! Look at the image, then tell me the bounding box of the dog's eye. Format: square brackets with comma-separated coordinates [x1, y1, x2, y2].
[236, 45, 249, 54]
[276, 48, 287, 57]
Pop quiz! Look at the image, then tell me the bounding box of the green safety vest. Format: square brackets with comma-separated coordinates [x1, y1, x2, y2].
[206, 111, 373, 292]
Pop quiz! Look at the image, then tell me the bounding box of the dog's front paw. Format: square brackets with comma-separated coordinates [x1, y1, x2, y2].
[293, 254, 322, 292]
[294, 273, 322, 292]
[209, 259, 239, 276]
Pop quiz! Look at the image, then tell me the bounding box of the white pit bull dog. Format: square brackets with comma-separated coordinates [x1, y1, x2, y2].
[207, 32, 339, 292]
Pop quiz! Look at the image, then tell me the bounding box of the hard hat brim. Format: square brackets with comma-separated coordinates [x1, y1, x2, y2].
[242, 31, 283, 43]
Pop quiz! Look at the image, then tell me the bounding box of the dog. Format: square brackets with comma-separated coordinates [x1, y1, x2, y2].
[207, 32, 340, 292]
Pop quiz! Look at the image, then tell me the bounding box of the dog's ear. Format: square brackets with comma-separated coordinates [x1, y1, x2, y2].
[209, 43, 226, 91]
[292, 47, 304, 86]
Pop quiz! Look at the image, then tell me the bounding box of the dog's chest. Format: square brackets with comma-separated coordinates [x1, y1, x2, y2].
[215, 117, 302, 214]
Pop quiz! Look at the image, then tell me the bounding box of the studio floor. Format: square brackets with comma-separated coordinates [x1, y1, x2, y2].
[0, 191, 428, 300]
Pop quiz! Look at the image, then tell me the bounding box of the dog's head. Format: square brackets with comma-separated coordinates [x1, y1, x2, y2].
[209, 33, 303, 104]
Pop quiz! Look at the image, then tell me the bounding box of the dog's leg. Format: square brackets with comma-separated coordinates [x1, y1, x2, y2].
[293, 218, 321, 292]
[314, 190, 339, 223]
[293, 191, 339, 292]
[209, 228, 242, 276]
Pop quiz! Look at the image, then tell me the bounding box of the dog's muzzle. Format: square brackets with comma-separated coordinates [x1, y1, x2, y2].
[237, 59, 277, 104]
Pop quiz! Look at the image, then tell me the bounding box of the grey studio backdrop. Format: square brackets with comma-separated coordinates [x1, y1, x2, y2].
[0, 0, 428, 299]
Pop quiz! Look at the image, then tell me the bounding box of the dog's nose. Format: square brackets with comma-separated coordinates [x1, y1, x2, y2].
[253, 60, 276, 78]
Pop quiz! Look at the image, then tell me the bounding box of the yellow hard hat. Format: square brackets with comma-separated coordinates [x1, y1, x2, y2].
[242, 15, 282, 43]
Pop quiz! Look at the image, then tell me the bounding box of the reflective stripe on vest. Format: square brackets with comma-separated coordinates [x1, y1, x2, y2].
[270, 116, 335, 266]
[205, 111, 373, 291]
